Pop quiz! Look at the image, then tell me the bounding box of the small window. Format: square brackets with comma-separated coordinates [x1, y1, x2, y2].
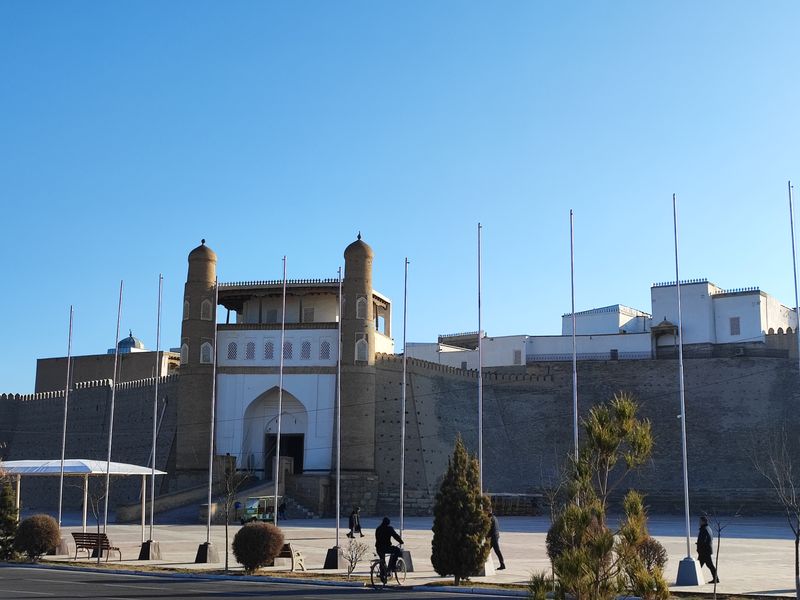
[227, 342, 238, 360]
[302, 307, 314, 323]
[283, 341, 293, 360]
[356, 297, 367, 320]
[730, 317, 741, 336]
[301, 340, 311, 360]
[180, 343, 188, 364]
[461, 361, 468, 370]
[245, 341, 255, 360]
[265, 309, 278, 324]
[200, 342, 213, 364]
[355, 337, 368, 362]
[183, 301, 190, 320]
[201, 299, 213, 321]
[320, 340, 331, 360]
[264, 340, 275, 360]
[513, 349, 522, 365]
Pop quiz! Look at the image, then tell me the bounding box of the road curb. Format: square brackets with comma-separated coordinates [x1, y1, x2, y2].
[411, 585, 527, 596]
[4, 561, 367, 588]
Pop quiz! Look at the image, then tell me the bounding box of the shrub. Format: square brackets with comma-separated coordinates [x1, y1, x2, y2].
[638, 536, 668, 574]
[528, 570, 562, 600]
[232, 522, 284, 573]
[13, 514, 60, 562]
[0, 482, 19, 560]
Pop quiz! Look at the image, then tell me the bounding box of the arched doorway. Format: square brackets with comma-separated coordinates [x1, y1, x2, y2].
[241, 387, 308, 480]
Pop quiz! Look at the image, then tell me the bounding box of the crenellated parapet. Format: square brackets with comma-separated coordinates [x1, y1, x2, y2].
[376, 353, 555, 383]
[0, 374, 178, 403]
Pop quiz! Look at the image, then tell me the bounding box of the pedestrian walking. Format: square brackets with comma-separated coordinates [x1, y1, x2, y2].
[347, 506, 364, 538]
[696, 515, 719, 583]
[488, 510, 506, 570]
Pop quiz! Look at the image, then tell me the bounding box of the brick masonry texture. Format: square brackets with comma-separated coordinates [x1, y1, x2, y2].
[3, 355, 797, 515]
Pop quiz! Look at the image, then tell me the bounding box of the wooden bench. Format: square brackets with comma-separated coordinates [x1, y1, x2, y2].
[268, 542, 305, 571]
[71, 532, 122, 561]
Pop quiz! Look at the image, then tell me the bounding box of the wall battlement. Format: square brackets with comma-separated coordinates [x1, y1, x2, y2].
[0, 374, 178, 404]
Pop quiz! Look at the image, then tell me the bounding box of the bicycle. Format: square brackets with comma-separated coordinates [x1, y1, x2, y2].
[369, 551, 407, 588]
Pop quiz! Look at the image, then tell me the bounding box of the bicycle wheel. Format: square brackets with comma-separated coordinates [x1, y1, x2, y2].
[370, 561, 383, 588]
[393, 557, 407, 585]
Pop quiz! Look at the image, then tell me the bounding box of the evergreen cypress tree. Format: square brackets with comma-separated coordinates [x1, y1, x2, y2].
[0, 481, 18, 560]
[431, 434, 490, 586]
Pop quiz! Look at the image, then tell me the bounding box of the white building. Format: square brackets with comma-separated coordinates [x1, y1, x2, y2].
[407, 279, 797, 367]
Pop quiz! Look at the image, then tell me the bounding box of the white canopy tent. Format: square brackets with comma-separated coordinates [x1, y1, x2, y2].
[2, 459, 166, 534]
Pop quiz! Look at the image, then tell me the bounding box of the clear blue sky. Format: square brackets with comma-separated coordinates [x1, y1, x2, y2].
[2, 2, 800, 393]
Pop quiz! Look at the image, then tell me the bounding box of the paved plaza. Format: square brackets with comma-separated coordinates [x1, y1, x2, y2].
[28, 512, 798, 596]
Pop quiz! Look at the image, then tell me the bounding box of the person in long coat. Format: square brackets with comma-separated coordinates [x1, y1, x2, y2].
[697, 515, 719, 583]
[347, 506, 364, 538]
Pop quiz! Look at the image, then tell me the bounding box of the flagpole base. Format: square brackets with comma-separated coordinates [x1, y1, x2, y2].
[194, 542, 219, 563]
[675, 556, 703, 585]
[323, 546, 346, 569]
[400, 549, 414, 572]
[139, 540, 162, 560]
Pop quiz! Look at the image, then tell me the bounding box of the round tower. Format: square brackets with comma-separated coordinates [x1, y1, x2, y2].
[340, 233, 377, 472]
[175, 240, 217, 479]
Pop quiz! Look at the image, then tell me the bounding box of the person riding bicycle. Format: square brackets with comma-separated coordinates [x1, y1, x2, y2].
[375, 516, 404, 576]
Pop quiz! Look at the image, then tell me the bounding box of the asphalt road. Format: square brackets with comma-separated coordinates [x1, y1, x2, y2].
[0, 565, 519, 599]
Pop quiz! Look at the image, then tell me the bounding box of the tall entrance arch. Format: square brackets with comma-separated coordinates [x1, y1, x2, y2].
[241, 387, 308, 480]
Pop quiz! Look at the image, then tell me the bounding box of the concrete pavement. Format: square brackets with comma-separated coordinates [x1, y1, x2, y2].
[37, 513, 798, 596]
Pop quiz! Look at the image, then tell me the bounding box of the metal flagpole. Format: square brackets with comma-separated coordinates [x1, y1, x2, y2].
[673, 194, 692, 557]
[274, 257, 287, 525]
[788, 182, 800, 374]
[477, 223, 483, 494]
[335, 267, 342, 548]
[570, 210, 579, 462]
[58, 305, 74, 527]
[400, 258, 409, 536]
[149, 274, 163, 541]
[103, 281, 123, 533]
[205, 279, 219, 544]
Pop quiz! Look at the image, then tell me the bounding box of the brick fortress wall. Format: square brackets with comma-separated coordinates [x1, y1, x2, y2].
[373, 354, 800, 515]
[0, 376, 179, 510]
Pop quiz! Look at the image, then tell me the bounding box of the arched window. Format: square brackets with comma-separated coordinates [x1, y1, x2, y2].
[180, 343, 188, 364]
[200, 342, 213, 364]
[356, 296, 367, 320]
[789, 327, 794, 334]
[301, 340, 311, 360]
[264, 340, 275, 360]
[201, 299, 213, 321]
[245, 341, 255, 360]
[183, 301, 190, 320]
[320, 340, 331, 360]
[227, 341, 238, 360]
[283, 341, 293, 360]
[769, 328, 775, 334]
[779, 327, 785, 335]
[355, 338, 368, 362]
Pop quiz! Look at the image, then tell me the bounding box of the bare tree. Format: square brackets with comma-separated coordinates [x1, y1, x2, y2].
[220, 457, 252, 573]
[342, 538, 369, 579]
[701, 509, 740, 600]
[751, 426, 800, 598]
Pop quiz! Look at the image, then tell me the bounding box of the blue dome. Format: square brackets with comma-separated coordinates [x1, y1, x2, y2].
[118, 331, 145, 351]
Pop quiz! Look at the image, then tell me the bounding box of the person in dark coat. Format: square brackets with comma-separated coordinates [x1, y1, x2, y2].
[375, 517, 404, 573]
[347, 506, 363, 538]
[488, 510, 506, 570]
[696, 516, 719, 583]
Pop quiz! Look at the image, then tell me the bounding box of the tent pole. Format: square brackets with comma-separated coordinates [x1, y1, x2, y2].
[82, 475, 88, 533]
[141, 475, 146, 543]
[15, 474, 20, 522]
